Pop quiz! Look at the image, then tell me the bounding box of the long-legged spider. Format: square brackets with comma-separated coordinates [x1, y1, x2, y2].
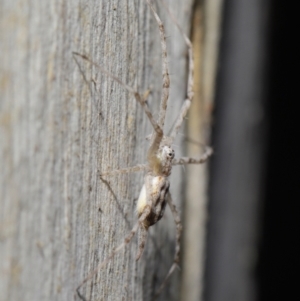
[74, 0, 212, 299]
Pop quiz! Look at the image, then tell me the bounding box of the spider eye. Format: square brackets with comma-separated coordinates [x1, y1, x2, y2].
[168, 150, 174, 158]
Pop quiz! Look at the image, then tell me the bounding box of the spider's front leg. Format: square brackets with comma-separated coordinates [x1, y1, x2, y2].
[99, 164, 148, 177]
[172, 146, 213, 166]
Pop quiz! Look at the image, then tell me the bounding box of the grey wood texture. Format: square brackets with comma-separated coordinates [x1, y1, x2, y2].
[0, 0, 221, 300]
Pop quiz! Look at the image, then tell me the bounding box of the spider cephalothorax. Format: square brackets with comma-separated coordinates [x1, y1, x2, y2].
[148, 142, 175, 177]
[157, 144, 175, 175]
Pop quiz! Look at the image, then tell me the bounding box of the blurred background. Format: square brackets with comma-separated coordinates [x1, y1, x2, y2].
[205, 1, 297, 301]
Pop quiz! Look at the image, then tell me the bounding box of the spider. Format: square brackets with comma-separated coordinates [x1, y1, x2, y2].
[73, 0, 212, 299]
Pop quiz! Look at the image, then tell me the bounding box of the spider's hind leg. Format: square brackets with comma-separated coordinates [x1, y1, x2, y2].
[75, 222, 140, 301]
[136, 225, 148, 261]
[154, 192, 182, 298]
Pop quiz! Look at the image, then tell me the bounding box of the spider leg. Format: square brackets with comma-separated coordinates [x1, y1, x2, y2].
[135, 203, 153, 262]
[75, 222, 140, 301]
[72, 54, 93, 95]
[75, 204, 152, 301]
[159, 1, 194, 143]
[155, 192, 182, 298]
[172, 146, 213, 165]
[144, 0, 171, 167]
[72, 52, 162, 136]
[145, 0, 170, 130]
[100, 164, 148, 177]
[136, 225, 148, 261]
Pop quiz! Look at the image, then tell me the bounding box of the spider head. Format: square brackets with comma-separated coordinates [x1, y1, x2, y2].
[156, 145, 175, 176]
[147, 137, 175, 176]
[159, 145, 175, 161]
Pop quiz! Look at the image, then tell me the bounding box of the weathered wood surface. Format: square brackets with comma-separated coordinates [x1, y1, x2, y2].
[0, 0, 219, 300]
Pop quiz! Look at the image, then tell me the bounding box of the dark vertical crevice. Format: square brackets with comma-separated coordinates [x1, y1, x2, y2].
[204, 0, 269, 300]
[257, 1, 298, 300]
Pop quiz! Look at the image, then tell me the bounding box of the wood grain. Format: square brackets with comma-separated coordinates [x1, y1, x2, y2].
[0, 0, 219, 300]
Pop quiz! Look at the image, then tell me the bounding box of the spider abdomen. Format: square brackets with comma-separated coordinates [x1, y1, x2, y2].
[136, 175, 170, 228]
